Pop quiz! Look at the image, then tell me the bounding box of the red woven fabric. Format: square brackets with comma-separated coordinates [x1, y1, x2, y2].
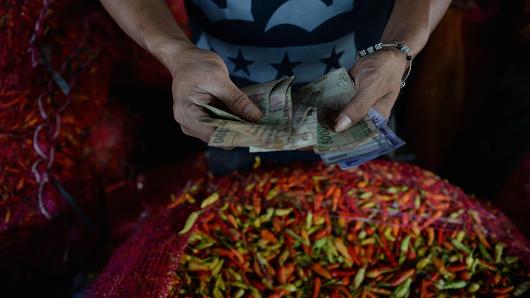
[87, 160, 530, 297]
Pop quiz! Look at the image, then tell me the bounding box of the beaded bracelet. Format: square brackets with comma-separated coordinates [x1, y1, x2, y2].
[357, 41, 413, 88]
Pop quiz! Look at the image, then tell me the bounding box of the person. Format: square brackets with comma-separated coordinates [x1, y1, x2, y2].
[101, 0, 451, 173]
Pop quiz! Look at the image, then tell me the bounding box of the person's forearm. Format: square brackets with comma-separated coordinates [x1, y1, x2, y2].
[382, 0, 452, 57]
[100, 0, 194, 72]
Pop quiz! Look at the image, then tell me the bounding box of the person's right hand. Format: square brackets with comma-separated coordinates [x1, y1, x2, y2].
[170, 47, 263, 142]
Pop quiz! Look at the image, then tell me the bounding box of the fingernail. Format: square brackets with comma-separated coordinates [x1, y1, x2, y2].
[335, 114, 352, 133]
[244, 104, 263, 121]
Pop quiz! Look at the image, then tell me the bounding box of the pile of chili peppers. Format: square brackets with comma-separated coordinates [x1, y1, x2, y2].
[170, 161, 530, 297]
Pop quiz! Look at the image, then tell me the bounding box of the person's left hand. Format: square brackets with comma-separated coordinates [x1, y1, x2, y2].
[335, 49, 409, 132]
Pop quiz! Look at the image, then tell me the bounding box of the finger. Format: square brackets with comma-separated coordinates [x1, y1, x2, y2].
[207, 80, 263, 122]
[335, 84, 380, 133]
[179, 104, 215, 143]
[372, 91, 399, 119]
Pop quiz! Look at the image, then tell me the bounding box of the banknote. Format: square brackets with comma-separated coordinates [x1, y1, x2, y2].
[319, 109, 392, 164]
[293, 68, 380, 153]
[194, 67, 404, 168]
[189, 96, 247, 123]
[337, 125, 405, 170]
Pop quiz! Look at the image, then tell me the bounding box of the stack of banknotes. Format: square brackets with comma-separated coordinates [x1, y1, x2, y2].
[193, 67, 404, 169]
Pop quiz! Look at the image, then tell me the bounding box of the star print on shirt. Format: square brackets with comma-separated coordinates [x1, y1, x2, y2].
[228, 49, 254, 75]
[320, 46, 344, 73]
[271, 52, 301, 79]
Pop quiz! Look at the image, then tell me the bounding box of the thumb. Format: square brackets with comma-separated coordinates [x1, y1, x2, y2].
[334, 87, 377, 133]
[210, 80, 263, 122]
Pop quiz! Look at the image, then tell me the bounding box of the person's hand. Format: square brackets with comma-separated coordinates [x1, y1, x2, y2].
[170, 47, 263, 142]
[335, 49, 409, 132]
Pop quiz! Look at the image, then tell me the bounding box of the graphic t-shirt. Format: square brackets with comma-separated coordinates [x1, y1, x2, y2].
[185, 0, 394, 85]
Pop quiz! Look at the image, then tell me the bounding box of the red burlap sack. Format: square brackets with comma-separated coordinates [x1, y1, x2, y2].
[88, 161, 530, 297]
[0, 0, 132, 286]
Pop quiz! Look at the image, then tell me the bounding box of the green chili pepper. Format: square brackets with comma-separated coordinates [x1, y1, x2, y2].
[391, 278, 412, 298]
[259, 208, 274, 222]
[313, 237, 327, 249]
[353, 267, 366, 289]
[200, 192, 220, 208]
[286, 229, 307, 245]
[360, 192, 373, 199]
[179, 211, 201, 235]
[416, 257, 430, 270]
[400, 235, 411, 253]
[494, 243, 504, 263]
[514, 281, 530, 297]
[384, 227, 396, 242]
[212, 287, 223, 298]
[451, 239, 471, 255]
[305, 212, 313, 229]
[358, 230, 367, 240]
[279, 284, 297, 292]
[211, 259, 224, 276]
[230, 281, 249, 289]
[275, 208, 293, 217]
[234, 289, 245, 298]
[442, 280, 467, 290]
[478, 243, 493, 261]
[249, 286, 262, 298]
[467, 282, 480, 293]
[456, 230, 465, 242]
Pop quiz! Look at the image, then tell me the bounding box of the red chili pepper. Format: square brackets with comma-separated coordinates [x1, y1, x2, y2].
[331, 269, 356, 278]
[447, 264, 466, 272]
[388, 268, 415, 287]
[437, 227, 444, 245]
[459, 270, 472, 281]
[268, 290, 287, 298]
[421, 210, 443, 229]
[313, 228, 329, 241]
[312, 277, 321, 298]
[337, 286, 353, 298]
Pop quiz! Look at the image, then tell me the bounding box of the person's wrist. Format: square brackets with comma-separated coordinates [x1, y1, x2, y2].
[147, 36, 196, 76]
[371, 49, 409, 76]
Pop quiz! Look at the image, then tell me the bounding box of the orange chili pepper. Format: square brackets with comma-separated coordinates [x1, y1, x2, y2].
[337, 286, 353, 298]
[253, 194, 262, 214]
[260, 229, 278, 243]
[226, 214, 238, 229]
[426, 227, 435, 246]
[368, 287, 392, 295]
[332, 187, 342, 212]
[314, 194, 324, 211]
[312, 263, 332, 279]
[473, 227, 491, 249]
[493, 272, 502, 285]
[325, 185, 336, 198]
[278, 263, 295, 284]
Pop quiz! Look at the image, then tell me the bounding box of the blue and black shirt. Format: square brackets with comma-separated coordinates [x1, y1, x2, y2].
[185, 0, 394, 85]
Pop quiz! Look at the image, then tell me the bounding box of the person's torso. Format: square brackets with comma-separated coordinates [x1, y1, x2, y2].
[185, 0, 394, 85]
